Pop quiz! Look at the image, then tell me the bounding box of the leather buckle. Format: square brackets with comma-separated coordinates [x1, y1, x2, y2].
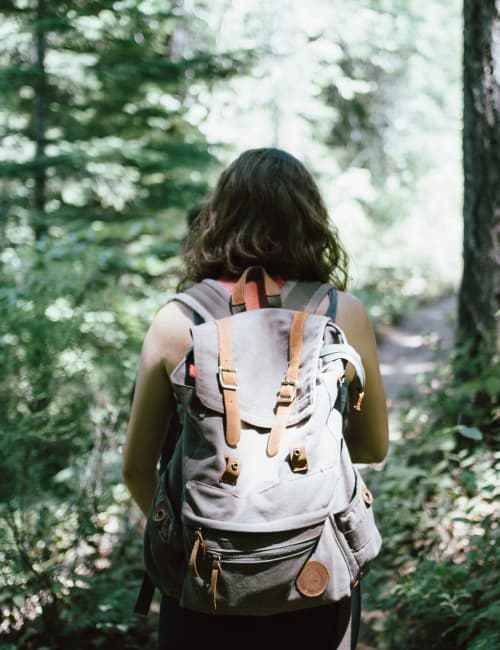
[278, 379, 297, 404]
[218, 366, 239, 391]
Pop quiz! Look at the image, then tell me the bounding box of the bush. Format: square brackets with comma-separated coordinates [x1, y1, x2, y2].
[361, 343, 500, 649]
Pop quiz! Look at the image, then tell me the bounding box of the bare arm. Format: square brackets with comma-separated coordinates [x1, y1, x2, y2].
[122, 302, 192, 516]
[335, 292, 389, 464]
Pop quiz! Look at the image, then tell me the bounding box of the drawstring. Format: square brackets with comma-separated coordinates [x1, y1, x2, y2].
[209, 554, 221, 610]
[189, 529, 205, 578]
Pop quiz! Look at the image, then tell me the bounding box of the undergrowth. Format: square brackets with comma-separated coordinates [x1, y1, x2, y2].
[361, 342, 499, 649]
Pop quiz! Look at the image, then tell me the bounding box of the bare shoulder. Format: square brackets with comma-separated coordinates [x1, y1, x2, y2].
[336, 290, 366, 315]
[335, 291, 373, 339]
[334, 291, 388, 463]
[144, 299, 194, 374]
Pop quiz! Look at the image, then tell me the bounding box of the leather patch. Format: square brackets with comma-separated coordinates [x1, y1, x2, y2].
[289, 444, 308, 472]
[220, 455, 241, 485]
[296, 560, 329, 597]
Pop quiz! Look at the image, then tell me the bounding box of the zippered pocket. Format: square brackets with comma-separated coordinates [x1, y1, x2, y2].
[181, 524, 324, 616]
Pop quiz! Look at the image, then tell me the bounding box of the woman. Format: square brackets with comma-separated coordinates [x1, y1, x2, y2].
[123, 148, 389, 648]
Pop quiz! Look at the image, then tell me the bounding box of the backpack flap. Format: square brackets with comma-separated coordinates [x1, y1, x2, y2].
[186, 308, 330, 429]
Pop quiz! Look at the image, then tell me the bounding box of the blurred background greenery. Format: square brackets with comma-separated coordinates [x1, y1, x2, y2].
[0, 1, 498, 648]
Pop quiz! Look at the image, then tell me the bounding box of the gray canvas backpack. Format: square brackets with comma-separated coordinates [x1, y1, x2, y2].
[134, 266, 382, 617]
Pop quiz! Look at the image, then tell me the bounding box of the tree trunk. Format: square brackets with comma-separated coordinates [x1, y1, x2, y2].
[32, 0, 47, 242]
[30, 0, 51, 415]
[458, 0, 499, 357]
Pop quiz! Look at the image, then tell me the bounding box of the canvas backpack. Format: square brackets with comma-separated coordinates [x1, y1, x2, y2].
[134, 266, 382, 618]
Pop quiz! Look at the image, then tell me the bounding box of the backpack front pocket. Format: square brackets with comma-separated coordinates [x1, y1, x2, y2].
[181, 524, 324, 616]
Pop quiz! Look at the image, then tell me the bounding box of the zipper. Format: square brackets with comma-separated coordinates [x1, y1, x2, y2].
[205, 532, 320, 565]
[196, 529, 321, 610]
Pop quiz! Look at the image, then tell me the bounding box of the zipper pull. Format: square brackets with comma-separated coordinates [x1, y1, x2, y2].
[189, 528, 205, 578]
[209, 553, 221, 610]
[353, 391, 365, 412]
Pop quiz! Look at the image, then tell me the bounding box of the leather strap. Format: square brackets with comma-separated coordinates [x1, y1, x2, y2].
[189, 529, 205, 578]
[209, 556, 221, 610]
[267, 311, 309, 456]
[231, 266, 282, 313]
[216, 318, 241, 447]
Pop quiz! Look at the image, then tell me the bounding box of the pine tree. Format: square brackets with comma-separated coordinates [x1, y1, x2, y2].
[0, 2, 248, 643]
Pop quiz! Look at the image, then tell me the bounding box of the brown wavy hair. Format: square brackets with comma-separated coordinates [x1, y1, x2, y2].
[179, 148, 349, 289]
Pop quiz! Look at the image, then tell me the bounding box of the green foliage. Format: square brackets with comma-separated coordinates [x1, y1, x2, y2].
[0, 1, 247, 646]
[0, 0, 468, 647]
[361, 344, 500, 649]
[381, 524, 499, 650]
[355, 265, 426, 326]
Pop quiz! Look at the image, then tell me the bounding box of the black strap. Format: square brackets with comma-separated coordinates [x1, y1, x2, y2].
[134, 572, 156, 616]
[326, 288, 338, 320]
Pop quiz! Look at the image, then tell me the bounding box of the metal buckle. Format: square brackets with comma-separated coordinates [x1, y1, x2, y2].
[278, 379, 297, 404]
[218, 366, 239, 391]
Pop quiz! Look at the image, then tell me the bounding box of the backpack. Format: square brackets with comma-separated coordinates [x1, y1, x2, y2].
[134, 266, 382, 617]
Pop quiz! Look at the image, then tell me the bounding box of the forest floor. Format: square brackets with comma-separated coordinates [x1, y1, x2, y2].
[357, 291, 458, 649]
[377, 292, 457, 437]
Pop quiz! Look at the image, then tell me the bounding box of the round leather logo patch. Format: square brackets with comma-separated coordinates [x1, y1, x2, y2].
[296, 560, 330, 598]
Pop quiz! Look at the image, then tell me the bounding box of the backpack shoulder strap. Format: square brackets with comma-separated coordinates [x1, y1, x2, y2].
[281, 280, 324, 309]
[301, 282, 335, 313]
[172, 278, 337, 322]
[282, 280, 337, 319]
[171, 279, 231, 322]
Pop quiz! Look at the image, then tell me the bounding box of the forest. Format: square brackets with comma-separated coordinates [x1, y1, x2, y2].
[0, 0, 498, 648]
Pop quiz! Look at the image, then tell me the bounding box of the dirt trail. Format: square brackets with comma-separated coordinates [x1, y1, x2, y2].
[357, 293, 457, 650]
[377, 293, 457, 438]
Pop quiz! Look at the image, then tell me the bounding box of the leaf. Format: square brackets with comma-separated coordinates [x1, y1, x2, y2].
[13, 594, 25, 608]
[485, 376, 500, 398]
[455, 425, 483, 441]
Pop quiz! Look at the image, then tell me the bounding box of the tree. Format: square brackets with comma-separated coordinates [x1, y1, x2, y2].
[0, 2, 249, 644]
[458, 0, 499, 358]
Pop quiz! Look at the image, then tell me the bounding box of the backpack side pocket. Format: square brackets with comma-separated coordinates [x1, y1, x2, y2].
[333, 470, 382, 581]
[144, 473, 185, 600]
